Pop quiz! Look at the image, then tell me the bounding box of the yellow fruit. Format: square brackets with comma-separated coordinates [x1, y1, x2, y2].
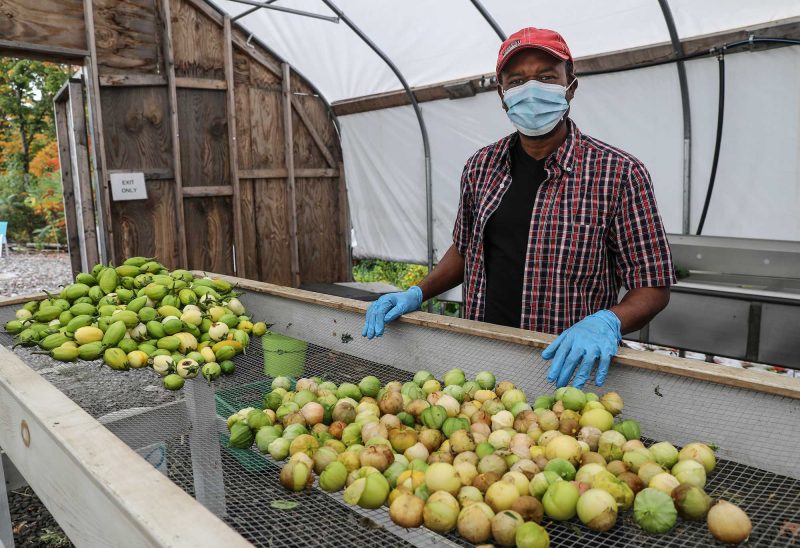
[74, 326, 104, 345]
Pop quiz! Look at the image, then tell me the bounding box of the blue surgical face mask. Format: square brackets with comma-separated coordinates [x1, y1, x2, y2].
[502, 78, 576, 137]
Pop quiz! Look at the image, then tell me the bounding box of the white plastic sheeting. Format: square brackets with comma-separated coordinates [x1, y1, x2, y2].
[207, 0, 800, 262]
[212, 0, 800, 102]
[343, 46, 800, 262]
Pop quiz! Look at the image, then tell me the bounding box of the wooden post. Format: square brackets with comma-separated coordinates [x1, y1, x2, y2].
[53, 97, 83, 276]
[82, 0, 114, 264]
[223, 16, 246, 278]
[67, 81, 100, 269]
[160, 0, 189, 269]
[337, 162, 352, 281]
[282, 63, 300, 287]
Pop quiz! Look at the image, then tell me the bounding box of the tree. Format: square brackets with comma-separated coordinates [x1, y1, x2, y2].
[0, 58, 70, 190]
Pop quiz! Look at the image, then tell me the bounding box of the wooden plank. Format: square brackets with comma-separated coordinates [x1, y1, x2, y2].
[182, 185, 233, 197]
[182, 0, 223, 25]
[170, 0, 224, 80]
[67, 81, 100, 269]
[248, 87, 284, 169]
[209, 273, 800, 400]
[253, 179, 292, 285]
[282, 63, 300, 287]
[232, 32, 281, 79]
[0, 1, 87, 55]
[175, 77, 227, 90]
[337, 162, 352, 281]
[224, 16, 246, 277]
[292, 98, 336, 168]
[100, 87, 173, 171]
[0, 293, 46, 308]
[113, 179, 180, 269]
[83, 0, 115, 264]
[99, 73, 166, 87]
[296, 178, 340, 283]
[93, 0, 161, 75]
[239, 179, 259, 280]
[0, 39, 88, 59]
[160, 0, 189, 267]
[331, 17, 800, 116]
[239, 168, 339, 179]
[108, 168, 174, 180]
[233, 57, 253, 170]
[176, 89, 229, 187]
[0, 345, 251, 547]
[183, 197, 234, 275]
[54, 100, 83, 277]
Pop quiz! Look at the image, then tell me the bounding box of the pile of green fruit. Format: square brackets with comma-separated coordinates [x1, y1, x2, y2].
[228, 371, 753, 547]
[4, 257, 268, 391]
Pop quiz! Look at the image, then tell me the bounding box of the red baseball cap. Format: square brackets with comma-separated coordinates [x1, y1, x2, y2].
[496, 27, 573, 76]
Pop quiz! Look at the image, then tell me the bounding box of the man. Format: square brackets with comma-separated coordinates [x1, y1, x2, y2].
[362, 28, 675, 389]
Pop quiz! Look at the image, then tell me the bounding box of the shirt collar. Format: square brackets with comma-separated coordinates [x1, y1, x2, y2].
[504, 118, 581, 173]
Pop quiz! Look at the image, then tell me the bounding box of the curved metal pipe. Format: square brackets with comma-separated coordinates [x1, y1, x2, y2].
[320, 0, 435, 306]
[469, 0, 506, 41]
[657, 0, 692, 235]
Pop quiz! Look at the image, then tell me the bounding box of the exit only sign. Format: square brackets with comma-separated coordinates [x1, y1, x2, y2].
[110, 172, 148, 201]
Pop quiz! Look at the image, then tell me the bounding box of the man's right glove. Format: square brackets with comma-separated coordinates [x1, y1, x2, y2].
[362, 286, 423, 339]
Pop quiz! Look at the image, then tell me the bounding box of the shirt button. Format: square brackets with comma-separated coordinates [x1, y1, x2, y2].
[566, 166, 573, 172]
[500, 183, 505, 189]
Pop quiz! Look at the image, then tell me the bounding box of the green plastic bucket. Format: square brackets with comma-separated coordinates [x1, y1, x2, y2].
[262, 332, 308, 378]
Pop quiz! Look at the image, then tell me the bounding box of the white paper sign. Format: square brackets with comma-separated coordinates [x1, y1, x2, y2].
[110, 172, 148, 201]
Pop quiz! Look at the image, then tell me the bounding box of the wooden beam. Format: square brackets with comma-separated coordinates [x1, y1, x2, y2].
[0, 39, 89, 60]
[332, 17, 800, 116]
[182, 185, 233, 197]
[67, 81, 100, 270]
[160, 0, 189, 268]
[291, 98, 337, 168]
[282, 63, 300, 287]
[0, 345, 251, 546]
[53, 100, 83, 277]
[232, 32, 282, 79]
[175, 77, 227, 90]
[239, 168, 339, 179]
[99, 73, 166, 87]
[337, 162, 352, 281]
[108, 168, 175, 180]
[82, 1, 115, 264]
[182, 0, 224, 25]
[224, 16, 246, 278]
[208, 272, 800, 400]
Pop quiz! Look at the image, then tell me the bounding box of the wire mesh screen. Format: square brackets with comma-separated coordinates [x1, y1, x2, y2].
[1, 296, 799, 547]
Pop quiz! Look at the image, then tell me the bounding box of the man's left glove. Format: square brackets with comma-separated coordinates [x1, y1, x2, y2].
[362, 286, 423, 339]
[541, 310, 621, 389]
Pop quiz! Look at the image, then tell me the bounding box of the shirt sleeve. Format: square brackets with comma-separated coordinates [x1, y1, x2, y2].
[452, 159, 475, 256]
[609, 160, 677, 289]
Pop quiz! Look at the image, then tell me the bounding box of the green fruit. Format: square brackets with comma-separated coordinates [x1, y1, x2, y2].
[163, 373, 185, 391]
[39, 333, 71, 351]
[103, 347, 129, 370]
[220, 360, 235, 375]
[138, 307, 157, 322]
[88, 285, 104, 302]
[146, 320, 166, 339]
[112, 310, 139, 328]
[115, 264, 141, 278]
[228, 421, 255, 448]
[214, 346, 236, 362]
[98, 304, 117, 317]
[613, 420, 641, 441]
[75, 272, 96, 286]
[58, 311, 73, 326]
[5, 320, 24, 334]
[157, 336, 181, 352]
[319, 461, 348, 492]
[117, 338, 139, 354]
[202, 362, 222, 382]
[420, 405, 448, 430]
[98, 268, 119, 294]
[633, 488, 677, 533]
[50, 345, 80, 362]
[102, 321, 127, 346]
[78, 341, 105, 360]
[32, 306, 62, 322]
[542, 480, 580, 521]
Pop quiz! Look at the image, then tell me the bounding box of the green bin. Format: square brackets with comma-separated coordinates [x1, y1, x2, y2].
[262, 332, 308, 378]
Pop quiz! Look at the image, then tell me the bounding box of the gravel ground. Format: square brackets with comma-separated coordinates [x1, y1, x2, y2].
[1, 251, 75, 546]
[0, 251, 73, 298]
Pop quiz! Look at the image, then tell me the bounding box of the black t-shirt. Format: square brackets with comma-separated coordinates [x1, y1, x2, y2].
[483, 137, 547, 327]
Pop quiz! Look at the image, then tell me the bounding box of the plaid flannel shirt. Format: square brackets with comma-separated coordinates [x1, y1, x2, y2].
[453, 120, 676, 334]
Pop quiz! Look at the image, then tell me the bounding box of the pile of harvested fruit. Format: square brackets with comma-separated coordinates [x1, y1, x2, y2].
[3, 257, 266, 391]
[228, 370, 752, 547]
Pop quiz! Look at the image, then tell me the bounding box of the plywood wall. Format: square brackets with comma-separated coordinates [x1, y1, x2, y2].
[89, 0, 347, 284]
[0, 0, 87, 59]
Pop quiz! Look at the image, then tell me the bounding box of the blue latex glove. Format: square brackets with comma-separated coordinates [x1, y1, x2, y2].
[362, 286, 423, 339]
[541, 310, 621, 389]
